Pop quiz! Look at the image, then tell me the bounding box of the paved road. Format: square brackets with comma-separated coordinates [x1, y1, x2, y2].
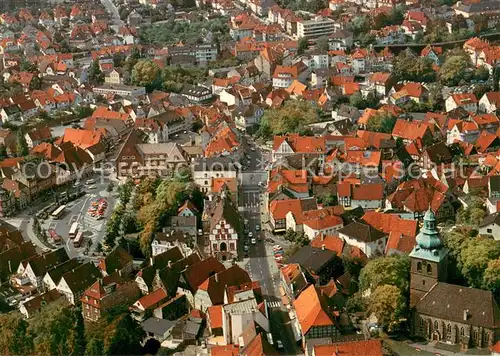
[239, 137, 299, 354]
[101, 0, 124, 26]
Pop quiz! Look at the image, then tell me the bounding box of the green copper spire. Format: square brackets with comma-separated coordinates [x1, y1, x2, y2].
[416, 208, 442, 250]
[410, 207, 448, 262]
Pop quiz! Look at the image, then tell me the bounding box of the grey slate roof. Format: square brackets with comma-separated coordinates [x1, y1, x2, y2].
[416, 282, 500, 329]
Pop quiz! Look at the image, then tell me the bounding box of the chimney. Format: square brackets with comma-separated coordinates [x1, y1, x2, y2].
[118, 269, 122, 277]
[463, 309, 469, 321]
[167, 260, 172, 268]
[321, 234, 325, 241]
[321, 244, 326, 250]
[7, 260, 11, 273]
[150, 256, 154, 266]
[215, 273, 219, 283]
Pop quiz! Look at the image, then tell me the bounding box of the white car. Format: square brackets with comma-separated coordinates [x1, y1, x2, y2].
[276, 340, 283, 349]
[255, 224, 260, 231]
[248, 232, 253, 238]
[244, 245, 249, 252]
[251, 238, 256, 245]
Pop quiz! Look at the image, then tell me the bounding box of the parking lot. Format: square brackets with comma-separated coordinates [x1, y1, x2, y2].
[41, 179, 117, 259]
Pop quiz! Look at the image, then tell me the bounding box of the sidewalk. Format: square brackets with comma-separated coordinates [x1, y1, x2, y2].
[26, 218, 53, 251]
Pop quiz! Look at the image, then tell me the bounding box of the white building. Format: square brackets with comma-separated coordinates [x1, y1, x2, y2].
[297, 16, 336, 39]
[337, 221, 387, 257]
[222, 298, 269, 345]
[479, 213, 500, 240]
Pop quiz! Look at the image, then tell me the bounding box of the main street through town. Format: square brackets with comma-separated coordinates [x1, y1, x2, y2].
[239, 136, 299, 355]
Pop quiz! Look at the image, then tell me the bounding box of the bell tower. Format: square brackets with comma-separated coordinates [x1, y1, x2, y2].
[409, 208, 449, 305]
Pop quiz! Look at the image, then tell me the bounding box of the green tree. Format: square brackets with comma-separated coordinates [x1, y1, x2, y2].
[297, 37, 309, 55]
[460, 236, 500, 288]
[366, 111, 397, 134]
[392, 51, 436, 82]
[359, 255, 410, 294]
[483, 259, 500, 299]
[131, 60, 161, 88]
[349, 91, 365, 109]
[86, 338, 104, 356]
[20, 59, 37, 72]
[315, 36, 329, 52]
[105, 314, 144, 355]
[439, 55, 470, 86]
[367, 284, 406, 331]
[456, 196, 486, 227]
[494, 66, 500, 91]
[0, 144, 7, 159]
[475, 65, 490, 81]
[473, 83, 491, 100]
[16, 130, 28, 157]
[73, 307, 86, 356]
[257, 101, 319, 139]
[345, 292, 365, 313]
[89, 59, 104, 84]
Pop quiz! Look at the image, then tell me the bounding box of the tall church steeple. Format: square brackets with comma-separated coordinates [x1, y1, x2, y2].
[409, 208, 449, 305]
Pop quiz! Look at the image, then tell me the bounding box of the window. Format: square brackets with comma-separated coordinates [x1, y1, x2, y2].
[434, 320, 438, 331]
[447, 324, 451, 336]
[419, 318, 424, 330]
[417, 262, 422, 272]
[422, 280, 425, 286]
[473, 329, 478, 341]
[487, 228, 492, 233]
[484, 333, 490, 344]
[461, 327, 464, 336]
[427, 264, 432, 274]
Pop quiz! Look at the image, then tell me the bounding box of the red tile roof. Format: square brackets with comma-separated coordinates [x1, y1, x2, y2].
[135, 288, 168, 309]
[273, 133, 326, 153]
[207, 305, 223, 329]
[310, 234, 345, 255]
[313, 340, 383, 356]
[210, 345, 239, 356]
[293, 284, 335, 334]
[392, 119, 432, 141]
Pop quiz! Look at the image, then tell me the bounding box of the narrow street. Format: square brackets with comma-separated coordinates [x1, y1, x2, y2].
[239, 137, 299, 354]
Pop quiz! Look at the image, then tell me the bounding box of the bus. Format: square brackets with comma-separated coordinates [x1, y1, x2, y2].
[48, 229, 62, 245]
[51, 205, 66, 219]
[73, 231, 84, 248]
[68, 222, 79, 239]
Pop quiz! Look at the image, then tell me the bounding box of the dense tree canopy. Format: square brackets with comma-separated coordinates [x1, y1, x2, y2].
[359, 255, 410, 294]
[257, 101, 319, 139]
[131, 60, 161, 88]
[366, 111, 397, 134]
[444, 230, 500, 299]
[392, 51, 436, 82]
[439, 55, 471, 86]
[367, 284, 407, 331]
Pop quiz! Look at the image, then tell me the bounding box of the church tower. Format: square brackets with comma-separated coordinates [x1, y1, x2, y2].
[409, 208, 449, 305]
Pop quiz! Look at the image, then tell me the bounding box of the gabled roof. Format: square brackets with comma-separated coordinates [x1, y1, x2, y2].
[293, 284, 336, 334]
[313, 340, 383, 356]
[392, 119, 432, 141]
[98, 246, 132, 275]
[416, 282, 500, 328]
[134, 288, 169, 310]
[272, 133, 326, 153]
[338, 221, 386, 243]
[198, 265, 251, 306]
[182, 257, 225, 292]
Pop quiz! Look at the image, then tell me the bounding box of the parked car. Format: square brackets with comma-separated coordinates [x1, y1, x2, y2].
[251, 238, 256, 245]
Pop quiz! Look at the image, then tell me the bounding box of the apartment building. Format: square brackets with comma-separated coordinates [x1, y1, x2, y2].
[297, 16, 335, 39]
